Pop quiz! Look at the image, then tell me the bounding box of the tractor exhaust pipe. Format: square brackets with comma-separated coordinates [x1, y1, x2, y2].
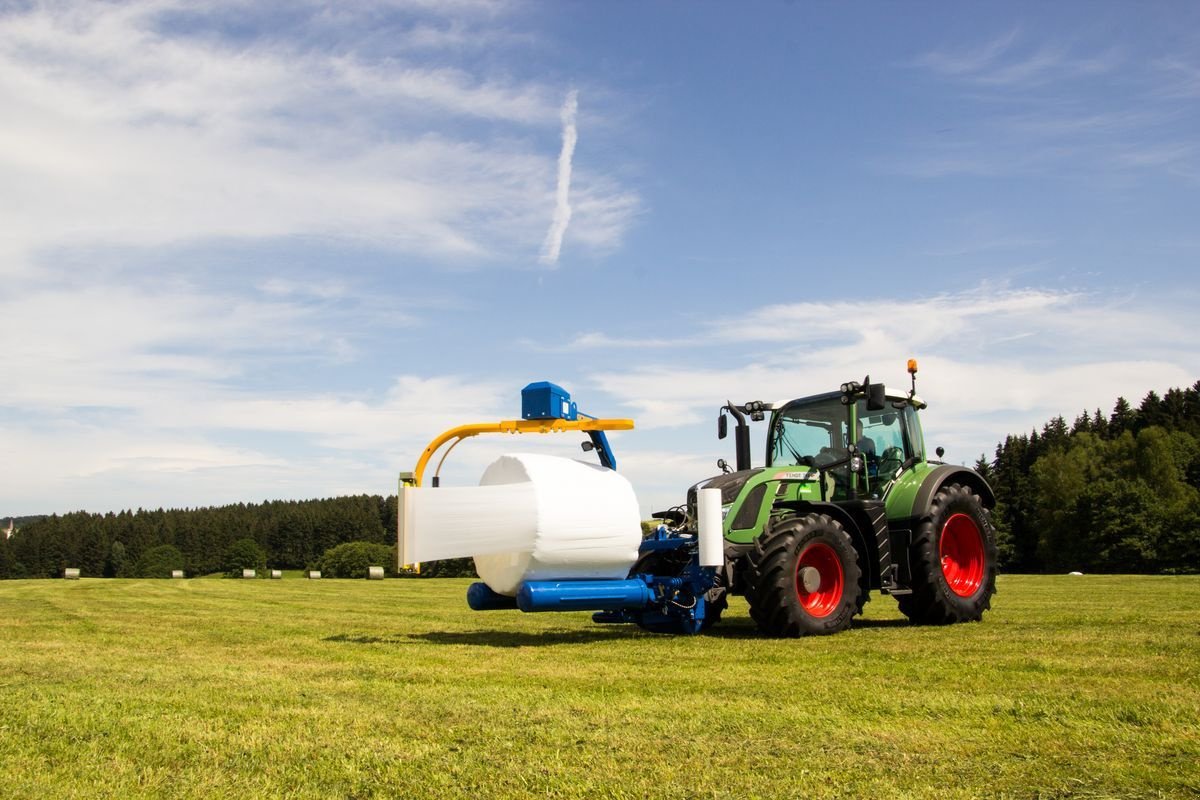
[721, 402, 752, 472]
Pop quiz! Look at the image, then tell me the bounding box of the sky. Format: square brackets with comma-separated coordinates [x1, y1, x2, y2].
[2, 0, 1199, 518]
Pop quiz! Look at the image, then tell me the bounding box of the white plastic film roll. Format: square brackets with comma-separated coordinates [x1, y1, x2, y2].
[697, 488, 724, 567]
[399, 453, 642, 596]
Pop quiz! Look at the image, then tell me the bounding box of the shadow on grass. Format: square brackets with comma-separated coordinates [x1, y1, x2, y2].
[325, 629, 638, 647]
[324, 617, 908, 647]
[324, 619, 776, 646]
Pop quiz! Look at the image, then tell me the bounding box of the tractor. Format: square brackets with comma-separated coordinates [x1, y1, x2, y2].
[632, 359, 999, 636]
[439, 365, 998, 636]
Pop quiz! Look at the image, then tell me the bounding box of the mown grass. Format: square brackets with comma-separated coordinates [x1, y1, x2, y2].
[0, 575, 1196, 799]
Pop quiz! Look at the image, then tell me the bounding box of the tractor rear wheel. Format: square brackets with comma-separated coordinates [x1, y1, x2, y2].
[629, 551, 727, 632]
[747, 513, 861, 637]
[897, 483, 998, 624]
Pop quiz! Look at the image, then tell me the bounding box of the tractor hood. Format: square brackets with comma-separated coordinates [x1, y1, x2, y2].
[687, 468, 764, 515]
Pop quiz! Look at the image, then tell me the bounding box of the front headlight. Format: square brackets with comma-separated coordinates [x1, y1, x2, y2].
[721, 504, 732, 519]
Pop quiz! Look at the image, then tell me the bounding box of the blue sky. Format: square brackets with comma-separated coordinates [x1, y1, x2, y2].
[2, 0, 1198, 517]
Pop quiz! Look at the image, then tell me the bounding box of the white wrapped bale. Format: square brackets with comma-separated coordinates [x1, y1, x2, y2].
[270, 570, 282, 579]
[242, 569, 256, 579]
[307, 570, 321, 579]
[367, 566, 385, 580]
[399, 453, 642, 596]
[171, 570, 184, 579]
[63, 568, 80, 580]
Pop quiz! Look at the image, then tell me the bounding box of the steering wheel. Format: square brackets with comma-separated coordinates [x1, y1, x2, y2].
[879, 446, 904, 476]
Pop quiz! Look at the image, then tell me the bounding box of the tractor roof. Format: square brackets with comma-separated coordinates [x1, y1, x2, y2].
[773, 387, 909, 408]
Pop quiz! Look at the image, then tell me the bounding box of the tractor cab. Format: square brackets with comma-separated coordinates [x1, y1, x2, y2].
[767, 389, 926, 500]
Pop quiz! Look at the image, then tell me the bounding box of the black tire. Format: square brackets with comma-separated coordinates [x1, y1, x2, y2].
[628, 551, 727, 633]
[746, 513, 861, 637]
[897, 483, 998, 625]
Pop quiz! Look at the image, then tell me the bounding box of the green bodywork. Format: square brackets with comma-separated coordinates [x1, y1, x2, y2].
[719, 460, 943, 544]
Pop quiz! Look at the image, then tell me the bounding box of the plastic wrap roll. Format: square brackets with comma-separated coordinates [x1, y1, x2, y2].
[472, 454, 642, 595]
[399, 453, 642, 597]
[697, 488, 724, 567]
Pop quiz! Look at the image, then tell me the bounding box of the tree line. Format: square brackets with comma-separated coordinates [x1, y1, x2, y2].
[977, 381, 1200, 573]
[0, 495, 475, 580]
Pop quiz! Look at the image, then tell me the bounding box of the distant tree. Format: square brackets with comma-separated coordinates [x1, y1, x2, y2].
[108, 540, 129, 578]
[1156, 502, 1200, 573]
[1162, 388, 1188, 430]
[0, 534, 11, 579]
[1137, 390, 1166, 432]
[223, 538, 266, 577]
[318, 541, 395, 579]
[133, 545, 186, 578]
[1071, 410, 1092, 436]
[1091, 408, 1109, 439]
[412, 557, 476, 578]
[77, 514, 108, 577]
[1031, 434, 1107, 570]
[1041, 415, 1070, 452]
[1110, 397, 1137, 437]
[1075, 480, 1161, 572]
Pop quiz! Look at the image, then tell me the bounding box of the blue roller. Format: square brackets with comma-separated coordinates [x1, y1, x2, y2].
[516, 579, 655, 613]
[466, 582, 520, 610]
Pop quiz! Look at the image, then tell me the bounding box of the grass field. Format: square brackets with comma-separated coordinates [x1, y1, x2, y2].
[1, 575, 1197, 799]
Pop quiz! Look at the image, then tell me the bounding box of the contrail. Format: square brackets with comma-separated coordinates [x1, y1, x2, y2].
[539, 89, 578, 266]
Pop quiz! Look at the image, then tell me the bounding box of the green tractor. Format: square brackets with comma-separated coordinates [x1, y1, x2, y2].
[649, 360, 999, 636]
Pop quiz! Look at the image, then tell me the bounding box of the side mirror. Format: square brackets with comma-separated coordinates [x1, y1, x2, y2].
[718, 413, 728, 440]
[581, 441, 595, 453]
[867, 382, 887, 412]
[935, 446, 945, 459]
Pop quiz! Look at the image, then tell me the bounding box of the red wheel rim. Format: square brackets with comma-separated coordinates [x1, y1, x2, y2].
[939, 513, 985, 598]
[795, 542, 844, 618]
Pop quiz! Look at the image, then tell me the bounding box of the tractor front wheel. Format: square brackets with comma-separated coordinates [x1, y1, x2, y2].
[898, 483, 998, 624]
[747, 514, 861, 637]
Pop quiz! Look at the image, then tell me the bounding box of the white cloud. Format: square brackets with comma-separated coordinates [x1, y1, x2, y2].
[913, 31, 1119, 88]
[895, 32, 1198, 183]
[539, 89, 580, 266]
[0, 2, 636, 273]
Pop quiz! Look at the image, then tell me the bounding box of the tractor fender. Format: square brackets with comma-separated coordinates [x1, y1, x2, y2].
[910, 465, 996, 519]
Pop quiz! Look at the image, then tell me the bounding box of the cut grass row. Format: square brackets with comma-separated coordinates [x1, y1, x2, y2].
[0, 574, 1197, 799]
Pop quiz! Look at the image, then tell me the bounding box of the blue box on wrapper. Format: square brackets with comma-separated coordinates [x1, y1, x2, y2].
[521, 381, 577, 421]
